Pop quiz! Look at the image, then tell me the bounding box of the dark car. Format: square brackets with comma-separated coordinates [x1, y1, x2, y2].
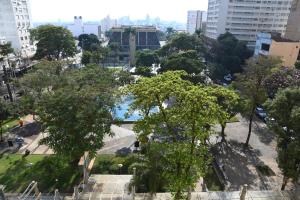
[255, 107, 267, 122]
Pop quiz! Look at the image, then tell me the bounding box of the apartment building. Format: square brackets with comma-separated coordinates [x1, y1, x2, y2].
[0, 0, 35, 57]
[206, 0, 293, 47]
[187, 10, 207, 34]
[285, 0, 300, 41]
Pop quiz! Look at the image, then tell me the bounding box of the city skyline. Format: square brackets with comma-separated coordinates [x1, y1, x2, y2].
[30, 0, 208, 23]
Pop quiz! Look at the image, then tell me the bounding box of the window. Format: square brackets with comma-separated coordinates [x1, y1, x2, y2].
[261, 43, 270, 51]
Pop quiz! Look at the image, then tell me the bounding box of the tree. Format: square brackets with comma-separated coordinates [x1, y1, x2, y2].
[166, 27, 176, 40]
[210, 86, 240, 142]
[135, 50, 159, 67]
[264, 67, 300, 98]
[158, 33, 205, 57]
[38, 65, 117, 162]
[78, 34, 100, 51]
[126, 71, 236, 198]
[17, 60, 64, 116]
[115, 70, 134, 86]
[265, 88, 300, 190]
[209, 32, 252, 74]
[160, 50, 205, 75]
[135, 66, 152, 77]
[0, 42, 14, 102]
[0, 99, 10, 141]
[31, 25, 76, 60]
[234, 56, 282, 147]
[81, 51, 93, 65]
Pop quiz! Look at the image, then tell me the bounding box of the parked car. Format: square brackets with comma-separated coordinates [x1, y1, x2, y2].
[255, 107, 267, 121]
[224, 74, 233, 82]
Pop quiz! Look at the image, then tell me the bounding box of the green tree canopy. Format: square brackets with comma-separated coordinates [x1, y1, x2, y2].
[160, 50, 206, 75]
[31, 25, 76, 60]
[135, 50, 159, 67]
[37, 65, 117, 162]
[234, 56, 282, 147]
[265, 88, 300, 190]
[125, 71, 237, 198]
[158, 33, 205, 57]
[209, 32, 253, 74]
[78, 34, 100, 51]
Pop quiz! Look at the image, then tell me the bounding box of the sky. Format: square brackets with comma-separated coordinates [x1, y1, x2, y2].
[30, 0, 208, 23]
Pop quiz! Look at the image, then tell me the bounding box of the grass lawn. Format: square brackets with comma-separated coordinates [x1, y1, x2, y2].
[1, 118, 19, 133]
[0, 154, 81, 193]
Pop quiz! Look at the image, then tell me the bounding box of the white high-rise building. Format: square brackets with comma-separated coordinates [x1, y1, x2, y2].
[187, 10, 206, 34]
[0, 0, 35, 57]
[67, 16, 101, 38]
[206, 0, 294, 47]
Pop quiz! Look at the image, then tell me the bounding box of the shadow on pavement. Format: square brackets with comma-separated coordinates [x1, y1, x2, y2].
[10, 122, 41, 137]
[212, 140, 271, 191]
[253, 121, 276, 145]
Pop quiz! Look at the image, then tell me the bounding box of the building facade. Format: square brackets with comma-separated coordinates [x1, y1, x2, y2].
[101, 15, 118, 33]
[67, 16, 101, 38]
[285, 0, 300, 41]
[0, 0, 35, 57]
[206, 0, 293, 47]
[254, 32, 300, 67]
[108, 26, 160, 65]
[187, 10, 206, 34]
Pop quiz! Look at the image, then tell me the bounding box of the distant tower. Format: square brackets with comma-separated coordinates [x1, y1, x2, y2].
[73, 16, 84, 35]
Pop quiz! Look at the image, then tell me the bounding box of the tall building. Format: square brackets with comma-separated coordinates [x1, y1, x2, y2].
[206, 0, 294, 47]
[67, 16, 101, 37]
[285, 0, 300, 41]
[187, 10, 206, 34]
[0, 0, 35, 57]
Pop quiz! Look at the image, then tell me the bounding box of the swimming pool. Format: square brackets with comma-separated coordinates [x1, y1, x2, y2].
[114, 96, 142, 121]
[114, 96, 157, 122]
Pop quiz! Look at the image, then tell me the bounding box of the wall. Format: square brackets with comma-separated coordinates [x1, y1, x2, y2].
[269, 40, 300, 67]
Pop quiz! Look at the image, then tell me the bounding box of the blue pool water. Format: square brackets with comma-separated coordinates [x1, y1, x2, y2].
[114, 96, 157, 122]
[114, 96, 142, 121]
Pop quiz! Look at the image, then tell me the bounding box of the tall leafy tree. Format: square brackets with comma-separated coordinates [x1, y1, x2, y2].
[126, 71, 236, 198]
[264, 67, 300, 98]
[37, 65, 117, 162]
[160, 50, 205, 75]
[0, 99, 10, 141]
[0, 43, 14, 102]
[234, 56, 282, 147]
[265, 88, 300, 190]
[158, 33, 205, 57]
[31, 25, 76, 60]
[78, 34, 100, 51]
[209, 32, 252, 74]
[135, 50, 159, 67]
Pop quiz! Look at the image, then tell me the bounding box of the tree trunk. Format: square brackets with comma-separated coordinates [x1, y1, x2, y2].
[0, 120, 3, 142]
[2, 65, 13, 102]
[281, 176, 288, 190]
[221, 124, 226, 143]
[245, 107, 255, 148]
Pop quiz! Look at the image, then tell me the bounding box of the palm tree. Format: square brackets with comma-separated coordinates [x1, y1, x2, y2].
[0, 43, 14, 102]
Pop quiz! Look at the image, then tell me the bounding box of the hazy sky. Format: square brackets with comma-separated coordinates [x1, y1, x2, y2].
[30, 0, 208, 23]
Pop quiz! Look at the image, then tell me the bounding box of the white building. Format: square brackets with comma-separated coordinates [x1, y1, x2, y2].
[187, 10, 206, 34]
[206, 0, 293, 47]
[67, 16, 101, 37]
[0, 0, 35, 57]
